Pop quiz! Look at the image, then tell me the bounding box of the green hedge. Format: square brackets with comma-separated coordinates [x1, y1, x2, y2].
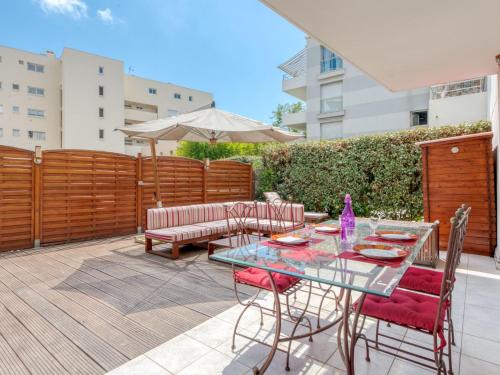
[176, 141, 263, 160]
[260, 121, 491, 220]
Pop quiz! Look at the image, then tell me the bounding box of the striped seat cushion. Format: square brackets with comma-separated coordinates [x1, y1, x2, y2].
[194, 219, 238, 235]
[147, 203, 228, 230]
[145, 225, 212, 242]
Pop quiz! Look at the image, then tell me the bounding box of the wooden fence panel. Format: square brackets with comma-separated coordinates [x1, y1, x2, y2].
[40, 150, 137, 245]
[206, 160, 253, 203]
[0, 146, 34, 251]
[140, 156, 205, 226]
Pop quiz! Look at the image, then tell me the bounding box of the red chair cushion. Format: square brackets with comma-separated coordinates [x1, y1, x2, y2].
[356, 289, 448, 334]
[399, 266, 443, 295]
[234, 264, 300, 293]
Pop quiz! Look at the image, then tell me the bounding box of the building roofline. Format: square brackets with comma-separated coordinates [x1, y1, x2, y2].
[61, 47, 123, 63]
[125, 73, 213, 96]
[0, 44, 57, 59]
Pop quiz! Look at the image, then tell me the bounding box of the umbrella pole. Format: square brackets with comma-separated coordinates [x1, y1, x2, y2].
[149, 139, 163, 208]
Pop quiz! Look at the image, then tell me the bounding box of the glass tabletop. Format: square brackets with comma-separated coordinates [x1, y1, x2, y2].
[210, 220, 433, 297]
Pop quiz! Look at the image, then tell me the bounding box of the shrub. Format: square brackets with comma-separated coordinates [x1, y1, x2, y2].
[176, 141, 263, 160]
[260, 121, 491, 220]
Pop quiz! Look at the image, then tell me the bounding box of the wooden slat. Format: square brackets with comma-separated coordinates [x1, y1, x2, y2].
[40, 150, 137, 245]
[0, 146, 34, 251]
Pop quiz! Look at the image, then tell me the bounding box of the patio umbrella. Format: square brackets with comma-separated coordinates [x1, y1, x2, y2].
[116, 107, 303, 207]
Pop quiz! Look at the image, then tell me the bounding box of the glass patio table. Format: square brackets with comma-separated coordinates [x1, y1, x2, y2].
[210, 221, 433, 375]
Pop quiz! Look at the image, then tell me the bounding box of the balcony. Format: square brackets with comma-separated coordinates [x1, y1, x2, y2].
[430, 77, 487, 99]
[282, 110, 306, 131]
[124, 108, 157, 123]
[279, 48, 307, 100]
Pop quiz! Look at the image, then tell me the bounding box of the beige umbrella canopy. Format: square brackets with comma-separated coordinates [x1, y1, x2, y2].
[116, 107, 303, 207]
[117, 107, 302, 144]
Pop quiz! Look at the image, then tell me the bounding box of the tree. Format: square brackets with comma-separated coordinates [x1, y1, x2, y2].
[270, 102, 304, 127]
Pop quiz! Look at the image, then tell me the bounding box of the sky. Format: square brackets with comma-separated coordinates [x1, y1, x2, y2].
[0, 0, 305, 123]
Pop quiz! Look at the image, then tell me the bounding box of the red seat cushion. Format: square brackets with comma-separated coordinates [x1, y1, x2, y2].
[399, 266, 443, 295]
[234, 264, 300, 293]
[356, 289, 448, 335]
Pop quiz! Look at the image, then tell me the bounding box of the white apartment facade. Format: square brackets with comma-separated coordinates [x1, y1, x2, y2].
[280, 37, 492, 139]
[0, 45, 214, 155]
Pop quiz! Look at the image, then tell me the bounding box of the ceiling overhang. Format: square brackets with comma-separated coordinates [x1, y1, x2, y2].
[261, 0, 500, 91]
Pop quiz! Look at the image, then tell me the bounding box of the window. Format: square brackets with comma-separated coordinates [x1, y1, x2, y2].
[174, 93, 181, 99]
[320, 82, 343, 113]
[411, 110, 428, 126]
[0, 128, 3, 137]
[0, 81, 2, 89]
[12, 83, 20, 91]
[148, 88, 157, 95]
[12, 129, 20, 137]
[28, 86, 45, 96]
[99, 107, 104, 118]
[320, 121, 343, 140]
[0, 104, 3, 113]
[27, 62, 44, 73]
[12, 106, 19, 113]
[167, 109, 178, 117]
[99, 66, 104, 74]
[0, 56, 2, 63]
[28, 131, 46, 140]
[19, 60, 24, 65]
[188, 96, 193, 102]
[99, 129, 104, 139]
[320, 46, 343, 73]
[99, 86, 104, 96]
[27, 108, 45, 117]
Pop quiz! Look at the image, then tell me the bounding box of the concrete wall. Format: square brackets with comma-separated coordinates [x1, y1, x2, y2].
[61, 48, 125, 153]
[0, 45, 61, 150]
[429, 92, 489, 126]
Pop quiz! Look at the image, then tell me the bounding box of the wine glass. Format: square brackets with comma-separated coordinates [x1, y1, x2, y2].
[369, 215, 380, 235]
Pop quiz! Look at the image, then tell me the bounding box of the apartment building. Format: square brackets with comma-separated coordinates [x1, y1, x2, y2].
[279, 37, 492, 140]
[0, 45, 214, 155]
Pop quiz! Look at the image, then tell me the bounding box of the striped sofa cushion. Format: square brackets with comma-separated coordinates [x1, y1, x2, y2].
[146, 225, 212, 242]
[147, 203, 227, 230]
[254, 202, 305, 223]
[245, 219, 303, 233]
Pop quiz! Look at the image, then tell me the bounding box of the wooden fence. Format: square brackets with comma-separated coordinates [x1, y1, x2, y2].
[0, 146, 253, 251]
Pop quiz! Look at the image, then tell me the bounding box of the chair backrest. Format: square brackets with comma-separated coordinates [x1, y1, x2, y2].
[267, 198, 299, 235]
[433, 205, 471, 337]
[224, 201, 261, 248]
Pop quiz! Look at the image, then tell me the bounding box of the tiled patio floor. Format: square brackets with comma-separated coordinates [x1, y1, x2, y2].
[109, 251, 500, 375]
[0, 237, 254, 374]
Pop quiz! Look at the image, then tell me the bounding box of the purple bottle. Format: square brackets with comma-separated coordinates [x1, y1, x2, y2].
[340, 194, 356, 240]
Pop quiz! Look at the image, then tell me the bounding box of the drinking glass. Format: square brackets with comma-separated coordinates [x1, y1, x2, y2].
[303, 224, 314, 240]
[369, 216, 380, 235]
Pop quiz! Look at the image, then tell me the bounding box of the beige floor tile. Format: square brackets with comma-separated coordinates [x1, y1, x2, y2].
[177, 350, 250, 375]
[462, 304, 500, 343]
[107, 355, 171, 375]
[461, 334, 500, 367]
[255, 349, 326, 375]
[185, 317, 236, 349]
[460, 354, 500, 375]
[216, 332, 271, 369]
[327, 344, 395, 375]
[144, 334, 211, 373]
[388, 359, 434, 375]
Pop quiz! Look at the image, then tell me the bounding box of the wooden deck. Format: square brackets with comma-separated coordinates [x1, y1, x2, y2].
[0, 236, 251, 374]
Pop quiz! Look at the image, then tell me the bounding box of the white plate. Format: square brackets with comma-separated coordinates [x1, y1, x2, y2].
[315, 226, 338, 233]
[359, 248, 403, 260]
[378, 233, 413, 240]
[276, 236, 307, 245]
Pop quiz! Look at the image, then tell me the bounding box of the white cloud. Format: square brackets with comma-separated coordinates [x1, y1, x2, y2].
[37, 0, 88, 19]
[97, 8, 113, 24]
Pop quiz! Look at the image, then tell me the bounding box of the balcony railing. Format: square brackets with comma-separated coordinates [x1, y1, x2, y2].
[321, 97, 343, 113]
[279, 48, 306, 79]
[431, 77, 487, 99]
[320, 57, 343, 73]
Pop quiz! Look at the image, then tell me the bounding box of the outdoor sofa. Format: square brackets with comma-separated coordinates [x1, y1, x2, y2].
[145, 201, 305, 259]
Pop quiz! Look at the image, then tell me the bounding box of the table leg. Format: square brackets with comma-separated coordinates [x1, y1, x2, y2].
[337, 289, 367, 375]
[253, 270, 281, 375]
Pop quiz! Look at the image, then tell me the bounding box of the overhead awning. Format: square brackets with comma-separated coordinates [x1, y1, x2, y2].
[260, 0, 500, 91]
